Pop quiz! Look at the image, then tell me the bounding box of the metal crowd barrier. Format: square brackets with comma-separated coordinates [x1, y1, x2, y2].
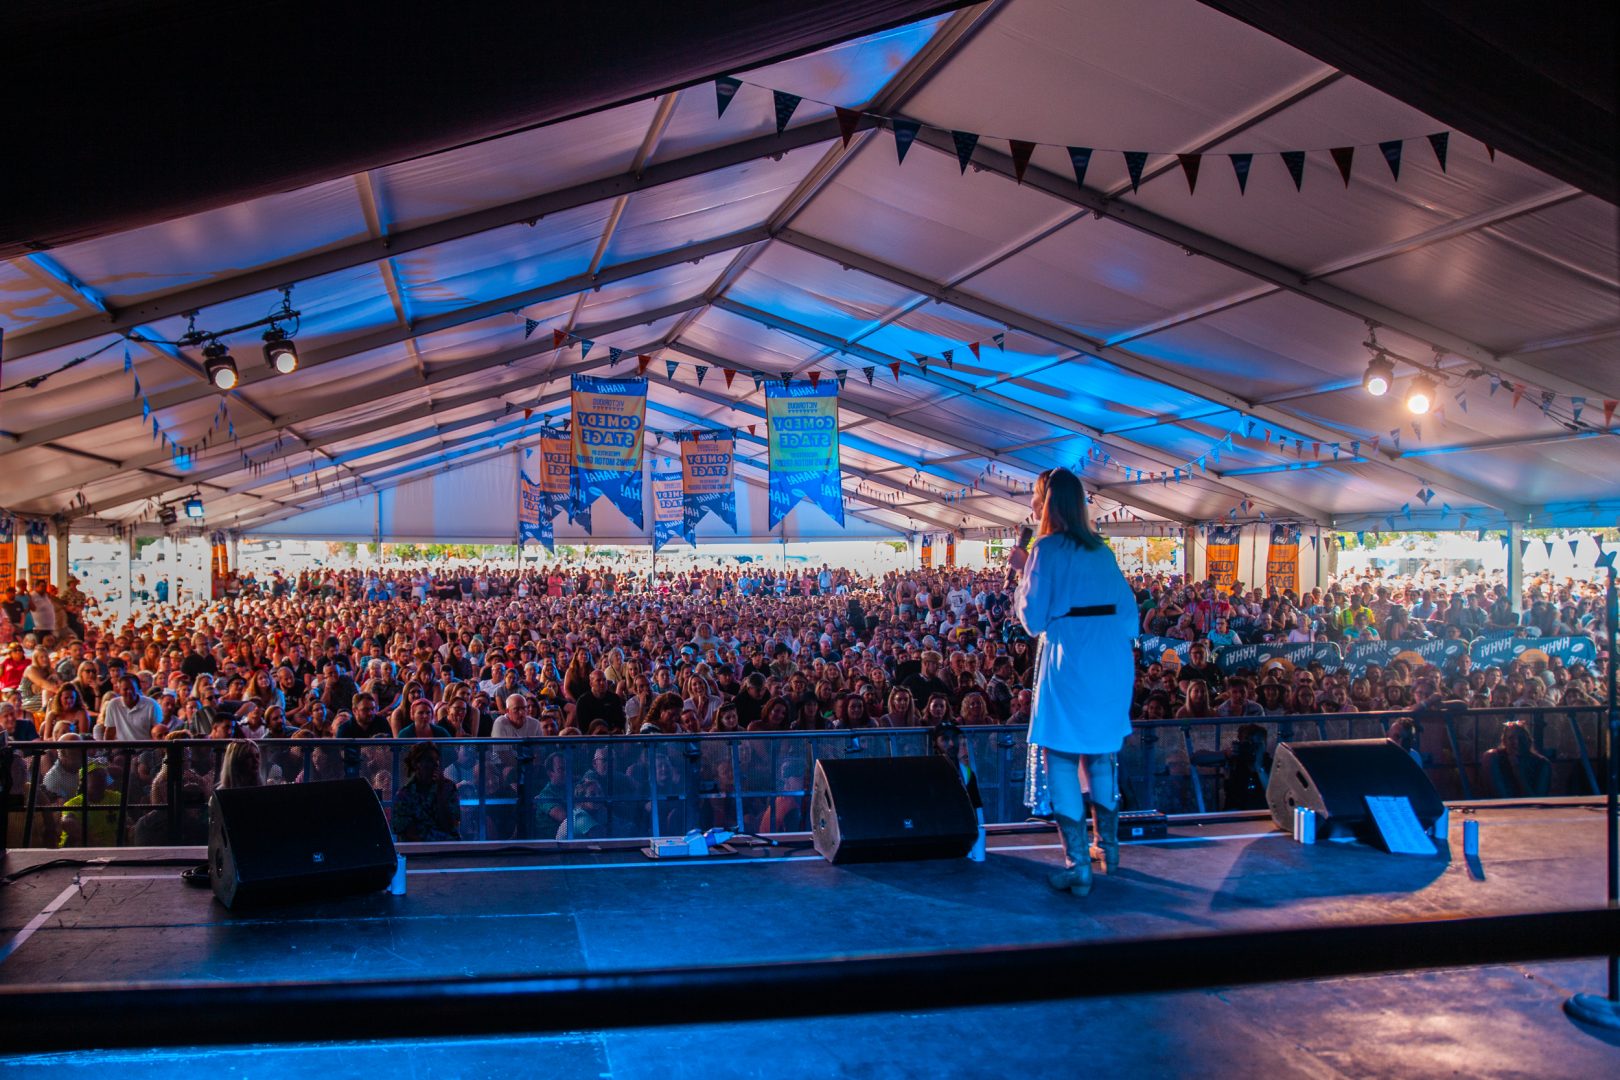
[1, 706, 1608, 850]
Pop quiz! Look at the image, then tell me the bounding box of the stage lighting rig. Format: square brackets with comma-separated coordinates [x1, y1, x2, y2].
[202, 342, 238, 390]
[1406, 374, 1437, 415]
[184, 493, 205, 520]
[1362, 353, 1394, 397]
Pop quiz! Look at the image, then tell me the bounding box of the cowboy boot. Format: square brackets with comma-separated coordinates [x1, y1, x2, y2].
[1091, 801, 1120, 874]
[1047, 814, 1094, 896]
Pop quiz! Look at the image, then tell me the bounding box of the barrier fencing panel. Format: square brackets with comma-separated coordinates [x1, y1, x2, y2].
[0, 707, 1606, 850]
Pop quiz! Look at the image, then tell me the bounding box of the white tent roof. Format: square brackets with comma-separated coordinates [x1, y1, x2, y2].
[3, 0, 1615, 543]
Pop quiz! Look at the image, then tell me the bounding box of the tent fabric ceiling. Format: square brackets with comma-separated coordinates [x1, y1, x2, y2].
[2, 0, 970, 256]
[2, 0, 1616, 544]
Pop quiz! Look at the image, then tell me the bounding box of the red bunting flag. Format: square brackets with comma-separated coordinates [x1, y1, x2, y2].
[748, 423, 757, 436]
[723, 368, 736, 388]
[1605, 400, 1618, 427]
[835, 107, 862, 148]
[1330, 146, 1355, 187]
[968, 341, 980, 360]
[1009, 140, 1036, 184]
[808, 371, 821, 389]
[523, 408, 533, 420]
[552, 329, 567, 350]
[637, 354, 651, 376]
[889, 361, 901, 382]
[1177, 153, 1201, 194]
[1511, 385, 1524, 410]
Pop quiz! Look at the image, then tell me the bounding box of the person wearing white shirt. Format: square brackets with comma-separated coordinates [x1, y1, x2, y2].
[98, 674, 162, 741]
[491, 694, 541, 740]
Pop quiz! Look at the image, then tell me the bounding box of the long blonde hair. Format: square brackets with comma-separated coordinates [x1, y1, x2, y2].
[1035, 468, 1105, 549]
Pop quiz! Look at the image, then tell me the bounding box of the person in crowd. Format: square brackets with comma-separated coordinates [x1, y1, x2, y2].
[1010, 468, 1139, 897]
[1482, 720, 1552, 798]
[1222, 723, 1272, 810]
[393, 742, 461, 842]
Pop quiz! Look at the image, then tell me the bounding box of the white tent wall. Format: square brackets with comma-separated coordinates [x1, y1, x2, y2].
[245, 452, 902, 544]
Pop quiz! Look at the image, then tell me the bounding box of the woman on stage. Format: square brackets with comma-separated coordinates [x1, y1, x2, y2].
[1009, 468, 1139, 896]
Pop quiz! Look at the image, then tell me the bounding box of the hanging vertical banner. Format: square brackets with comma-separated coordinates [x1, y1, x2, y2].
[1266, 524, 1300, 593]
[0, 514, 15, 589]
[765, 379, 843, 529]
[570, 374, 647, 530]
[678, 429, 737, 536]
[24, 520, 50, 587]
[1205, 525, 1241, 591]
[920, 535, 934, 568]
[209, 532, 228, 598]
[518, 469, 552, 552]
[945, 534, 957, 568]
[651, 466, 690, 553]
[538, 432, 574, 527]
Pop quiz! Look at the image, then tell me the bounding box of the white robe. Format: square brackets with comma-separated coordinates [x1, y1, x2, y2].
[1014, 535, 1139, 754]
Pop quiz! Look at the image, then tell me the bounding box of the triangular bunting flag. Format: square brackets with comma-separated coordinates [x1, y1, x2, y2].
[1571, 396, 1584, 423]
[835, 107, 862, 148]
[1330, 146, 1355, 187]
[951, 131, 980, 174]
[1009, 140, 1036, 184]
[992, 332, 1005, 351]
[714, 76, 742, 118]
[1427, 132, 1449, 172]
[1605, 400, 1617, 427]
[665, 359, 679, 380]
[772, 90, 801, 135]
[863, 366, 875, 385]
[695, 365, 708, 386]
[1177, 153, 1201, 194]
[941, 349, 953, 368]
[748, 423, 756, 437]
[889, 361, 902, 382]
[1281, 150, 1306, 191]
[123, 345, 132, 373]
[1569, 538, 1581, 556]
[808, 371, 821, 389]
[1379, 139, 1403, 180]
[552, 329, 567, 350]
[1066, 146, 1093, 190]
[523, 318, 540, 339]
[1229, 152, 1253, 194]
[637, 354, 652, 376]
[1485, 143, 1496, 163]
[1122, 151, 1149, 193]
[835, 369, 848, 390]
[1544, 539, 1555, 557]
[609, 347, 623, 365]
[723, 368, 736, 389]
[968, 341, 981, 360]
[578, 339, 593, 360]
[892, 119, 920, 165]
[523, 407, 533, 420]
[1511, 385, 1524, 409]
[1520, 539, 1531, 557]
[752, 373, 763, 393]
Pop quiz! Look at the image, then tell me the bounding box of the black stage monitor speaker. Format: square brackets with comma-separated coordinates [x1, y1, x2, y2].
[209, 779, 397, 909]
[1266, 739, 1445, 843]
[811, 756, 977, 864]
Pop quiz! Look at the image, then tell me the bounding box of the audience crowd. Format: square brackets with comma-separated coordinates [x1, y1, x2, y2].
[1, 557, 1609, 843]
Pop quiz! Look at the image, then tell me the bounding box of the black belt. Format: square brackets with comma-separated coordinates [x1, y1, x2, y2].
[1061, 604, 1116, 618]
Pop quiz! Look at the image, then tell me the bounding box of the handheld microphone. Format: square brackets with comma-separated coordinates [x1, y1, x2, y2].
[1016, 525, 1035, 551]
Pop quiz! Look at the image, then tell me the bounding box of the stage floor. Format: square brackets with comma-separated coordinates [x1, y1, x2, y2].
[2, 805, 1616, 1077]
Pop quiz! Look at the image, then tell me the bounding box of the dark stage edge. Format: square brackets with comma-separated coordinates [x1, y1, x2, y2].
[2, 806, 1616, 1077]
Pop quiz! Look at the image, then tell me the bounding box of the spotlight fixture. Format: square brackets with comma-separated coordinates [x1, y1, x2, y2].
[1362, 353, 1395, 397]
[263, 327, 299, 374]
[1406, 374, 1437, 415]
[203, 341, 238, 390]
[156, 505, 178, 527]
[184, 495, 205, 520]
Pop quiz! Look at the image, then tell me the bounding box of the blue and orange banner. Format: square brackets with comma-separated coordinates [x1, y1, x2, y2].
[1266, 524, 1300, 593]
[1205, 525, 1241, 592]
[945, 534, 957, 568]
[539, 433, 573, 524]
[765, 380, 842, 530]
[0, 514, 15, 589]
[920, 535, 934, 568]
[678, 429, 737, 536]
[518, 468, 551, 551]
[651, 466, 690, 553]
[24, 519, 50, 587]
[570, 374, 647, 530]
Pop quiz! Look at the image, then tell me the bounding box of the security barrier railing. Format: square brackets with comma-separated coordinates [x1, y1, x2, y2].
[2, 706, 1608, 850]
